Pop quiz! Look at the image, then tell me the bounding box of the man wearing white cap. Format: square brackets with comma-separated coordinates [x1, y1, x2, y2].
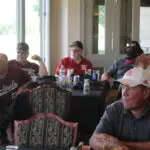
[90, 68, 150, 150]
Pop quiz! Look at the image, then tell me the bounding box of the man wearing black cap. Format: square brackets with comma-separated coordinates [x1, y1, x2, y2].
[101, 46, 144, 84]
[55, 40, 93, 75]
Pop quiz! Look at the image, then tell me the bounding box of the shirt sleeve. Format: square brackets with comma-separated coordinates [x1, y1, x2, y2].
[87, 61, 93, 70]
[94, 106, 116, 135]
[106, 60, 118, 78]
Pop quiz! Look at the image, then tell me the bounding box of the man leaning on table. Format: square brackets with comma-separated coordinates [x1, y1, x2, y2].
[90, 67, 150, 150]
[55, 40, 93, 76]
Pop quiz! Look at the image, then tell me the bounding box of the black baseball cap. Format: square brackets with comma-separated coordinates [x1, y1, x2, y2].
[126, 46, 143, 59]
[126, 41, 141, 48]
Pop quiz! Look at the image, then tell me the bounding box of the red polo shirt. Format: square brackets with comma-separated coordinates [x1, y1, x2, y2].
[55, 57, 93, 75]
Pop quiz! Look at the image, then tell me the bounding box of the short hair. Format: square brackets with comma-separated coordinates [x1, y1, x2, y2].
[17, 42, 29, 52]
[70, 41, 83, 49]
[0, 53, 8, 61]
[126, 46, 143, 59]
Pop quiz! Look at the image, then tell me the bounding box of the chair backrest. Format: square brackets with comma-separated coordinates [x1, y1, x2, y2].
[14, 84, 71, 120]
[14, 113, 78, 148]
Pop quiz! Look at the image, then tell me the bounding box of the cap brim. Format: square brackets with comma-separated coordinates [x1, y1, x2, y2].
[116, 78, 141, 87]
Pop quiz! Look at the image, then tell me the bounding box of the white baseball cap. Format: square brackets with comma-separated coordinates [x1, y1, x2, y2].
[117, 67, 150, 87]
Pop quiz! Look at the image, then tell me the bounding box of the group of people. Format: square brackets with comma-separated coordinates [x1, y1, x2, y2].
[0, 42, 48, 143]
[55, 40, 150, 150]
[0, 40, 150, 149]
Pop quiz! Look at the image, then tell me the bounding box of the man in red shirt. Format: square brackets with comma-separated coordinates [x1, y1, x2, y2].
[55, 41, 93, 76]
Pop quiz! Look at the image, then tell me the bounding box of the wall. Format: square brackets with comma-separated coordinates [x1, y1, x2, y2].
[50, 0, 84, 74]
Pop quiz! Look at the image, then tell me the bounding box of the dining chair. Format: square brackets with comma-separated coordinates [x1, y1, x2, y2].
[14, 113, 78, 148]
[14, 84, 71, 120]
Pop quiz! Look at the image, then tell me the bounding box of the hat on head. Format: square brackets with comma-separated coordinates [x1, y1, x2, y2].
[117, 68, 150, 87]
[126, 46, 143, 59]
[17, 42, 29, 52]
[126, 41, 141, 48]
[70, 41, 83, 49]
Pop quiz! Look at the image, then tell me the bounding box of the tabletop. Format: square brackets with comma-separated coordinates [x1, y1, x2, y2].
[0, 147, 69, 150]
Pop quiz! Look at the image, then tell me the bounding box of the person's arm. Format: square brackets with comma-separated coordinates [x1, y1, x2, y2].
[31, 55, 48, 77]
[90, 133, 129, 150]
[87, 60, 93, 70]
[106, 60, 118, 78]
[89, 106, 117, 149]
[119, 141, 150, 150]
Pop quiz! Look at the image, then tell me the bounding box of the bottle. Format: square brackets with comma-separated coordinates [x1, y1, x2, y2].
[59, 65, 66, 88]
[59, 65, 66, 77]
[92, 70, 98, 81]
[83, 79, 90, 95]
[66, 69, 72, 91]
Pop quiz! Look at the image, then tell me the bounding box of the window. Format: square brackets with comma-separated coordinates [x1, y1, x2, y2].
[0, 0, 50, 71]
[93, 0, 105, 54]
[25, 0, 40, 62]
[0, 0, 17, 60]
[140, 0, 150, 53]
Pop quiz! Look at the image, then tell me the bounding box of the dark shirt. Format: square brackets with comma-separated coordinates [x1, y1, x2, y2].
[106, 57, 134, 79]
[9, 60, 39, 77]
[0, 63, 31, 106]
[95, 101, 150, 142]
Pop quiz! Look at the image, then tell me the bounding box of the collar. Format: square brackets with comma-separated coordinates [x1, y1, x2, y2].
[124, 59, 135, 65]
[123, 103, 150, 119]
[71, 56, 84, 64]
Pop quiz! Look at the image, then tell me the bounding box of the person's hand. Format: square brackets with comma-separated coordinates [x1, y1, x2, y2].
[114, 145, 129, 150]
[31, 55, 42, 62]
[101, 73, 111, 81]
[90, 133, 118, 150]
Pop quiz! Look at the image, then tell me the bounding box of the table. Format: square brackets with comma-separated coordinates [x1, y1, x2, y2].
[66, 88, 107, 143]
[0, 147, 68, 150]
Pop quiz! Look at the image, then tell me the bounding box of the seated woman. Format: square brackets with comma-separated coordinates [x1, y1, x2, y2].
[9, 42, 48, 77]
[55, 41, 93, 76]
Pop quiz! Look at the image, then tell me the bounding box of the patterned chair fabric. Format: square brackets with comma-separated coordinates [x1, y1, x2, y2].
[14, 113, 78, 148]
[15, 84, 71, 119]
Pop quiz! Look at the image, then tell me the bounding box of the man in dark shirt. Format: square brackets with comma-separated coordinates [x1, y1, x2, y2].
[101, 41, 143, 82]
[0, 54, 31, 106]
[9, 42, 48, 78]
[0, 53, 31, 143]
[90, 68, 150, 150]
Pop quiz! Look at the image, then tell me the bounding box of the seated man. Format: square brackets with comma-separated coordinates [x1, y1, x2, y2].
[0, 53, 31, 143]
[55, 41, 93, 76]
[101, 41, 143, 84]
[90, 68, 150, 150]
[9, 42, 48, 77]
